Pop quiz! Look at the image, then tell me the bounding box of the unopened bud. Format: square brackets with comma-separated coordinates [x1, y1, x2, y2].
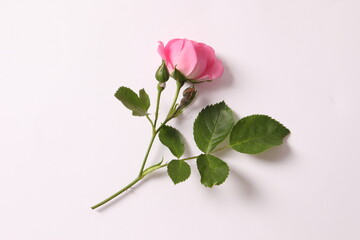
[155, 61, 169, 83]
[171, 86, 197, 118]
[180, 86, 197, 107]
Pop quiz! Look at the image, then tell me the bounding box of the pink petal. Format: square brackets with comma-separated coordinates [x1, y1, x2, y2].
[197, 59, 224, 81]
[157, 41, 166, 61]
[158, 38, 223, 81]
[187, 42, 211, 79]
[209, 59, 224, 79]
[170, 39, 198, 76]
[163, 38, 186, 74]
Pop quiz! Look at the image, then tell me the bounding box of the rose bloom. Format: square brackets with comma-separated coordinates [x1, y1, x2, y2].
[158, 38, 224, 82]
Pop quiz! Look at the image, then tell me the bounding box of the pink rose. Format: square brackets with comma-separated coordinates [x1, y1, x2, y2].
[157, 38, 224, 82]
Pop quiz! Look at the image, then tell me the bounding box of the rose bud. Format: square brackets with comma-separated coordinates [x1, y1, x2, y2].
[157, 39, 224, 82]
[170, 86, 198, 118]
[180, 86, 197, 107]
[155, 60, 170, 83]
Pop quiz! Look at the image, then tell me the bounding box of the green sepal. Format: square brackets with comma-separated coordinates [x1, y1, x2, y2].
[230, 114, 290, 154]
[172, 68, 187, 83]
[196, 154, 229, 188]
[167, 160, 191, 184]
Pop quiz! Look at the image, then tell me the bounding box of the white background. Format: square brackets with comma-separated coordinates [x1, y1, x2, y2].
[1, 0, 360, 239]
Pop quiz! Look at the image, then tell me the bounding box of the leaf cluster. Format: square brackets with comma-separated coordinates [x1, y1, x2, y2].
[162, 101, 290, 187]
[114, 86, 290, 188]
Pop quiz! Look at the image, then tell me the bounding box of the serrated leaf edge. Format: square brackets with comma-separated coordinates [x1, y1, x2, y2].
[197, 154, 230, 188]
[114, 86, 149, 116]
[229, 114, 290, 153]
[139, 88, 150, 111]
[167, 160, 191, 185]
[159, 125, 185, 158]
[193, 101, 233, 153]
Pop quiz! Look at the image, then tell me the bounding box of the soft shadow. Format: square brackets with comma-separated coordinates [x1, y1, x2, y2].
[182, 134, 196, 158]
[230, 168, 257, 198]
[191, 60, 236, 112]
[196, 59, 234, 93]
[253, 137, 292, 163]
[95, 171, 167, 212]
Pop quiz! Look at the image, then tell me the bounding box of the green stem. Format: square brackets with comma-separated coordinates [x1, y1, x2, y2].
[91, 81, 184, 210]
[91, 155, 200, 209]
[210, 145, 231, 154]
[153, 87, 163, 129]
[138, 133, 157, 176]
[180, 155, 199, 161]
[165, 81, 183, 120]
[146, 115, 154, 130]
[139, 81, 182, 177]
[91, 163, 167, 210]
[91, 176, 142, 210]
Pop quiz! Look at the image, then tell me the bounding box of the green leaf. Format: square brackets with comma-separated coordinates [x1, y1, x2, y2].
[193, 101, 234, 153]
[139, 88, 150, 111]
[197, 154, 229, 188]
[167, 160, 191, 184]
[229, 114, 290, 154]
[114, 87, 149, 116]
[159, 125, 184, 158]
